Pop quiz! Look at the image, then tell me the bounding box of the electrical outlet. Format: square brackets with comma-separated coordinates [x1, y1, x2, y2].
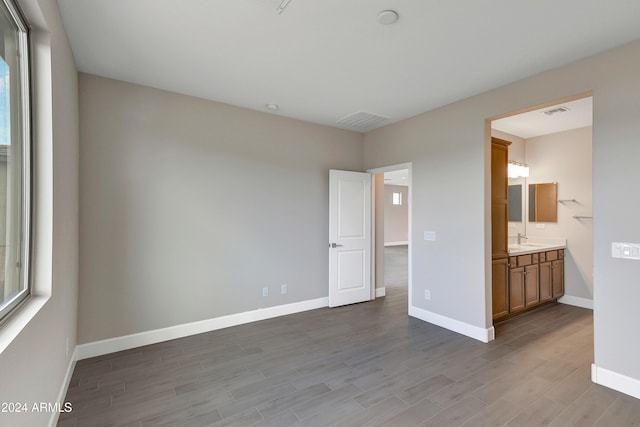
[262, 287, 269, 297]
[281, 284, 287, 294]
[424, 290, 431, 300]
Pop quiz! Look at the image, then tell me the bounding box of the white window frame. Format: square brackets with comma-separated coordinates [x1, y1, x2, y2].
[0, 0, 32, 324]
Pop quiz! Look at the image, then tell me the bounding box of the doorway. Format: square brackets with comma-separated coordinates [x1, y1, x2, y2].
[368, 163, 412, 310]
[489, 94, 594, 326]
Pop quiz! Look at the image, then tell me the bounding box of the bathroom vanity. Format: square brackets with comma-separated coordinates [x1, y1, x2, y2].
[493, 240, 566, 322]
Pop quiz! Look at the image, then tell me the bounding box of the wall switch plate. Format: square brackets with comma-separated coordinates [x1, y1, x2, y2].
[536, 223, 545, 229]
[424, 290, 431, 300]
[281, 284, 287, 294]
[262, 287, 269, 297]
[612, 242, 640, 260]
[424, 231, 436, 241]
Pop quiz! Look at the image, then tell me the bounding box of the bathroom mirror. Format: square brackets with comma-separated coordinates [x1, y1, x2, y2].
[529, 182, 557, 222]
[508, 184, 523, 222]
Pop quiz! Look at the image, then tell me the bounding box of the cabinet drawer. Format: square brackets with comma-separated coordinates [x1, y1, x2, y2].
[546, 250, 559, 261]
[516, 254, 535, 266]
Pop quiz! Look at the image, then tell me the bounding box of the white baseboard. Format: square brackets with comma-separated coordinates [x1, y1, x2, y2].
[592, 364, 640, 399]
[409, 305, 494, 343]
[384, 241, 408, 247]
[558, 295, 594, 310]
[77, 297, 329, 360]
[375, 287, 386, 298]
[48, 347, 78, 427]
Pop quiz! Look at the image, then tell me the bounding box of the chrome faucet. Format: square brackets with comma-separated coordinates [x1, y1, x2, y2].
[517, 233, 528, 245]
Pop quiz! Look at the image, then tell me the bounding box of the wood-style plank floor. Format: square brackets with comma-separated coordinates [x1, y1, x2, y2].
[59, 248, 640, 426]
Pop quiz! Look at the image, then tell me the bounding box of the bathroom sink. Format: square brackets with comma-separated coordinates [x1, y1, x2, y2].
[508, 241, 566, 254]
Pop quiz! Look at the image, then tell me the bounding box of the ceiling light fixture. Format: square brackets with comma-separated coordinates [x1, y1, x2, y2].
[265, 104, 279, 111]
[377, 10, 399, 25]
[508, 161, 530, 178]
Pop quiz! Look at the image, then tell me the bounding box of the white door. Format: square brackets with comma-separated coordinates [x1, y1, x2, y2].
[329, 170, 372, 307]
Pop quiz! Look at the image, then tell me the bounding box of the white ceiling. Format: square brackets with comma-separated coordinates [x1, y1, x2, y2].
[492, 97, 593, 139]
[57, 0, 640, 132]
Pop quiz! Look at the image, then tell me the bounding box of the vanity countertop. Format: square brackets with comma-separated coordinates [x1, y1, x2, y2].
[507, 237, 567, 255]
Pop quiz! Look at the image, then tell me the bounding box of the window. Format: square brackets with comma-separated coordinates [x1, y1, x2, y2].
[0, 0, 31, 323]
[392, 192, 402, 206]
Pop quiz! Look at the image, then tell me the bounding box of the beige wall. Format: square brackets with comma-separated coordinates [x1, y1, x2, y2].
[526, 127, 593, 300]
[364, 39, 640, 382]
[0, 0, 79, 426]
[78, 74, 363, 343]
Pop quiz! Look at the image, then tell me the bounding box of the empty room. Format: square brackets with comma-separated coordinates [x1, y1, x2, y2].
[1, 0, 640, 426]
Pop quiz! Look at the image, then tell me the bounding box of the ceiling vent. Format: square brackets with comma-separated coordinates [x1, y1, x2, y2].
[337, 111, 389, 131]
[543, 106, 570, 116]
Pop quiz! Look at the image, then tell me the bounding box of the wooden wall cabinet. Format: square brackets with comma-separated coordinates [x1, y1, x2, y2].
[491, 138, 510, 321]
[491, 138, 510, 260]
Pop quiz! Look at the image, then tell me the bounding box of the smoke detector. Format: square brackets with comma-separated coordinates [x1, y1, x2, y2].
[377, 10, 399, 25]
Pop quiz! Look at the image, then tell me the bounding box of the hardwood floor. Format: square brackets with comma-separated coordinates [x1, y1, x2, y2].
[59, 253, 640, 426]
[384, 245, 408, 289]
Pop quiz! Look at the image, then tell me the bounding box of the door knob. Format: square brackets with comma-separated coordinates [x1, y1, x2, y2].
[330, 243, 343, 248]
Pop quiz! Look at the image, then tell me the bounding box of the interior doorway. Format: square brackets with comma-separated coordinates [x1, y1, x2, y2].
[489, 94, 594, 326]
[381, 170, 409, 291]
[368, 163, 412, 310]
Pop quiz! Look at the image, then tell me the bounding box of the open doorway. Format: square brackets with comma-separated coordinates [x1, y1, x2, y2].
[490, 94, 593, 326]
[382, 170, 409, 292]
[368, 163, 412, 311]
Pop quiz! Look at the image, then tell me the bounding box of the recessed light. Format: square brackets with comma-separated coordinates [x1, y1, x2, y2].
[266, 104, 279, 111]
[377, 10, 398, 25]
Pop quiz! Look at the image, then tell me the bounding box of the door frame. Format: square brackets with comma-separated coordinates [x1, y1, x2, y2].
[367, 162, 412, 309]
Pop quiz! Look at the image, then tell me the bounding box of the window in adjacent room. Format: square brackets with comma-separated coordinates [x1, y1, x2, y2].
[392, 192, 402, 206]
[0, 0, 31, 323]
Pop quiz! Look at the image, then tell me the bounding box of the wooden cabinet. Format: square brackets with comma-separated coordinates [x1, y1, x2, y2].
[509, 266, 525, 313]
[495, 249, 565, 323]
[539, 261, 553, 302]
[552, 258, 564, 298]
[492, 258, 509, 320]
[491, 138, 510, 322]
[524, 264, 540, 307]
[539, 249, 564, 303]
[491, 138, 510, 260]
